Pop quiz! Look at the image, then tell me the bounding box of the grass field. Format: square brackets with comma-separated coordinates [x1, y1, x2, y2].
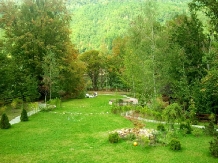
[0, 94, 217, 163]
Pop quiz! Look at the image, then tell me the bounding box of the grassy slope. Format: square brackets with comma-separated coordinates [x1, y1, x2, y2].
[0, 94, 217, 163]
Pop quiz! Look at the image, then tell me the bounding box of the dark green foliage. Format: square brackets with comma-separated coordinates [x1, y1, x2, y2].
[157, 124, 166, 132]
[0, 0, 85, 100]
[169, 138, 181, 150]
[0, 113, 11, 129]
[111, 105, 122, 114]
[109, 132, 119, 143]
[180, 121, 192, 134]
[204, 121, 216, 136]
[20, 109, 28, 122]
[209, 136, 218, 158]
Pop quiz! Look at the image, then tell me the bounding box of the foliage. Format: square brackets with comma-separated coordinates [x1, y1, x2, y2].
[204, 121, 216, 136]
[125, 133, 136, 141]
[39, 104, 56, 112]
[192, 128, 203, 137]
[209, 136, 218, 158]
[123, 1, 161, 98]
[47, 98, 62, 109]
[180, 121, 192, 134]
[138, 136, 150, 148]
[0, 106, 7, 115]
[0, 0, 85, 100]
[197, 69, 218, 116]
[79, 50, 104, 90]
[0, 113, 11, 129]
[163, 103, 183, 127]
[105, 37, 128, 90]
[20, 109, 28, 122]
[108, 132, 119, 143]
[169, 138, 181, 151]
[11, 98, 23, 109]
[70, 0, 190, 52]
[157, 124, 166, 132]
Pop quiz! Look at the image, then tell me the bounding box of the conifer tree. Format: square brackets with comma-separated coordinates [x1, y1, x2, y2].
[20, 109, 28, 122]
[0, 113, 11, 129]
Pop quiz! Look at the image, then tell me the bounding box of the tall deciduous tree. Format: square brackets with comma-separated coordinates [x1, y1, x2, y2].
[0, 0, 84, 100]
[189, 0, 218, 119]
[123, 1, 162, 99]
[79, 50, 103, 91]
[166, 12, 206, 109]
[105, 37, 127, 90]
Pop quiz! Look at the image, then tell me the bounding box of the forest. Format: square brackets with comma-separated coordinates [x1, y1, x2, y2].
[0, 0, 218, 118]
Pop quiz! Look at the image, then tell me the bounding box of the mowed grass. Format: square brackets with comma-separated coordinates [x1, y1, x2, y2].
[0, 94, 217, 163]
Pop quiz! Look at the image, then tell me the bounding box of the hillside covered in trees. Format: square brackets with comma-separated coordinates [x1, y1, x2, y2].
[69, 0, 191, 52]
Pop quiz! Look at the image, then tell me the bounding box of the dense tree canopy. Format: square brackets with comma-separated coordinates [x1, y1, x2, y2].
[0, 0, 85, 101]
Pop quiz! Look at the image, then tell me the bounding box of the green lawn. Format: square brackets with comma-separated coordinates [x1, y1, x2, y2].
[0, 94, 217, 163]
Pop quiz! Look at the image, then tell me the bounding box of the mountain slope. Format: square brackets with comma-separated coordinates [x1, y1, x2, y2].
[70, 0, 191, 52]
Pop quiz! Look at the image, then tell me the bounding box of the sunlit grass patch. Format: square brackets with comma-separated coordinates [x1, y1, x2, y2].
[0, 94, 217, 162]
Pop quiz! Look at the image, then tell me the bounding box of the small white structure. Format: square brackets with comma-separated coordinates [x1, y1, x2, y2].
[85, 92, 98, 98]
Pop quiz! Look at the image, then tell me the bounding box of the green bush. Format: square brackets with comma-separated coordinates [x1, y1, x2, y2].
[39, 104, 56, 112]
[138, 136, 150, 147]
[109, 132, 120, 143]
[0, 106, 7, 115]
[47, 98, 61, 108]
[180, 121, 192, 134]
[192, 128, 203, 137]
[204, 121, 216, 136]
[169, 138, 181, 151]
[163, 103, 183, 126]
[157, 124, 165, 132]
[20, 109, 28, 121]
[125, 133, 136, 141]
[111, 105, 122, 114]
[0, 113, 11, 129]
[209, 136, 218, 158]
[11, 98, 23, 109]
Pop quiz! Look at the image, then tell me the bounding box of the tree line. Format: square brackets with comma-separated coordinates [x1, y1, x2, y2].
[0, 0, 218, 118]
[79, 0, 218, 118]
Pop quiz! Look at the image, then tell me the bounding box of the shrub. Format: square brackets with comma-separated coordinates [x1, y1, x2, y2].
[192, 128, 203, 137]
[155, 131, 167, 145]
[126, 133, 136, 141]
[138, 136, 150, 147]
[180, 121, 192, 134]
[163, 103, 183, 129]
[47, 98, 61, 108]
[20, 109, 28, 121]
[111, 105, 122, 114]
[39, 104, 56, 112]
[0, 113, 11, 129]
[0, 106, 7, 115]
[204, 121, 216, 136]
[169, 138, 181, 151]
[109, 132, 119, 143]
[157, 124, 165, 132]
[11, 98, 23, 109]
[209, 136, 218, 158]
